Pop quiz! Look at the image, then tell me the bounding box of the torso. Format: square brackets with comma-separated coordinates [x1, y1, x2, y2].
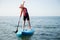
[22, 7, 28, 16]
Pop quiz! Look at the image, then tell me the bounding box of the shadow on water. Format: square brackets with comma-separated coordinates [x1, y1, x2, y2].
[17, 35, 33, 40]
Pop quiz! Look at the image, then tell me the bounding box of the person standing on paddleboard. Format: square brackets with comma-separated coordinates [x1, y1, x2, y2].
[19, 1, 31, 30]
[15, 1, 31, 33]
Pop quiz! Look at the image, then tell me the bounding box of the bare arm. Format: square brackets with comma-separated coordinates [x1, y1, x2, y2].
[22, 1, 25, 7]
[20, 9, 23, 17]
[20, 1, 25, 17]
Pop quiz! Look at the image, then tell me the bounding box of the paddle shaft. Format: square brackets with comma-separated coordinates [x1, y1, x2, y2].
[17, 16, 20, 30]
[17, 1, 25, 28]
[16, 0, 25, 32]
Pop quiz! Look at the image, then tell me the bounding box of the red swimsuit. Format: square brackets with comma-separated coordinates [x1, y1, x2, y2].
[21, 7, 29, 21]
[23, 7, 28, 16]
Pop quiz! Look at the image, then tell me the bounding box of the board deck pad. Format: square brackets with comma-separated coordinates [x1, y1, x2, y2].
[16, 28, 34, 37]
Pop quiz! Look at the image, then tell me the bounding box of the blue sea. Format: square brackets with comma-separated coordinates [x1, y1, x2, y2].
[0, 16, 60, 40]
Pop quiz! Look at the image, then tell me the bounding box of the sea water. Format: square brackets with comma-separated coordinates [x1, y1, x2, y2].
[0, 16, 60, 40]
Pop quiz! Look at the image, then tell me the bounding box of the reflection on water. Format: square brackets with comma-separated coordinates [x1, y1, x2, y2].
[17, 35, 32, 40]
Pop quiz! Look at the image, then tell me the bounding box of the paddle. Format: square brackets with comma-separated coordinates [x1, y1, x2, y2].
[15, 16, 21, 33]
[15, 1, 25, 33]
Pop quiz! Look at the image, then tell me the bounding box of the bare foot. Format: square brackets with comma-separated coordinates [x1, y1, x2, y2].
[28, 26, 31, 29]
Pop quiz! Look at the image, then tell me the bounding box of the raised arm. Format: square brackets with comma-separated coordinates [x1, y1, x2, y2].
[19, 1, 25, 17]
[22, 1, 25, 7]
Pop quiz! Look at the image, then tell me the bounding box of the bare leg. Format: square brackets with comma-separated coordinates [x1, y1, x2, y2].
[22, 20, 25, 30]
[27, 20, 31, 29]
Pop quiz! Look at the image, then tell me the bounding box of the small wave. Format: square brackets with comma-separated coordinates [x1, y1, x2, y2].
[43, 25, 60, 29]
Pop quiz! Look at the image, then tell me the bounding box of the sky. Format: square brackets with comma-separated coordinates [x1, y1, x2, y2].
[0, 0, 60, 16]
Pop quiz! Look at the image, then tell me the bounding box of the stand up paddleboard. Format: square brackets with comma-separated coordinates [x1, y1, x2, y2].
[16, 28, 34, 37]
